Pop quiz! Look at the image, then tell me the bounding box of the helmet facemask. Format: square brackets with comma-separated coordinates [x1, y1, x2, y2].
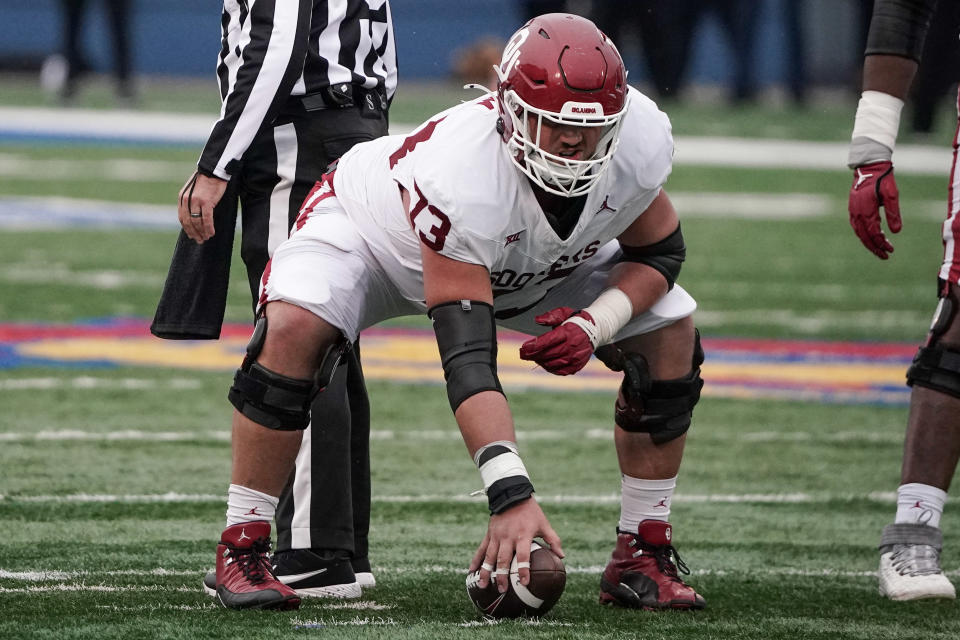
[498, 75, 629, 197]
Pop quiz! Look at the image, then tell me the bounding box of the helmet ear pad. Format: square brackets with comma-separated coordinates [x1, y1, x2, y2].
[494, 13, 629, 197]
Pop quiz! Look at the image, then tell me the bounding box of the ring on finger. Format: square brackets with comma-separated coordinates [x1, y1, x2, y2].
[189, 212, 202, 218]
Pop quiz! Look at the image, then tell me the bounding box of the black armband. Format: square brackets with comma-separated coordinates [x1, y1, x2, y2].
[865, 0, 937, 62]
[429, 300, 504, 411]
[618, 224, 686, 290]
[487, 477, 535, 514]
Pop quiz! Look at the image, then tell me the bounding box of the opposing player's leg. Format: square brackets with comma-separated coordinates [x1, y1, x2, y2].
[595, 315, 706, 610]
[879, 280, 960, 601]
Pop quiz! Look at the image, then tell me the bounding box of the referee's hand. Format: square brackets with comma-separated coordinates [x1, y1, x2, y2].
[178, 171, 227, 244]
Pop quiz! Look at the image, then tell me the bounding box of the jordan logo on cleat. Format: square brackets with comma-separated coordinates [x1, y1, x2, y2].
[238, 528, 251, 542]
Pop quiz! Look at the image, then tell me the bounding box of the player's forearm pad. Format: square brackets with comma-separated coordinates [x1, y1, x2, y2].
[429, 300, 504, 411]
[618, 224, 685, 290]
[865, 0, 936, 62]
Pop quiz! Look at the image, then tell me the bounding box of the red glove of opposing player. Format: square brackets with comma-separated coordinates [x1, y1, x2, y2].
[519, 307, 596, 376]
[848, 160, 902, 260]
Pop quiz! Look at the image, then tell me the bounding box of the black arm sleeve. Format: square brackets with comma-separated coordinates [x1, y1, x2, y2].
[429, 300, 505, 411]
[865, 0, 939, 62]
[618, 224, 686, 291]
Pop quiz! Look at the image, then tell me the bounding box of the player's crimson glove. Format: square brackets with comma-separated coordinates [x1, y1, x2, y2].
[848, 160, 902, 260]
[519, 307, 598, 376]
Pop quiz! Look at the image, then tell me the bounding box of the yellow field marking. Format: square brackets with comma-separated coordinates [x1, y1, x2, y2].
[14, 332, 908, 398]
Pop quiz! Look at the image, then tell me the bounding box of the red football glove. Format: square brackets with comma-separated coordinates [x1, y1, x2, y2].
[848, 160, 902, 260]
[519, 307, 597, 376]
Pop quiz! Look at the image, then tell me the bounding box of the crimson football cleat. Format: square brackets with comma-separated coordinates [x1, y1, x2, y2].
[599, 520, 705, 610]
[214, 521, 301, 610]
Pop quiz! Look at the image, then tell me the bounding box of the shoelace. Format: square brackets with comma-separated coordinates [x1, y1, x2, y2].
[890, 543, 943, 577]
[631, 538, 691, 580]
[227, 537, 274, 585]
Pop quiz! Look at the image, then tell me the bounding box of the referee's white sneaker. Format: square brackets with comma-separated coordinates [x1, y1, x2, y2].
[878, 523, 956, 601]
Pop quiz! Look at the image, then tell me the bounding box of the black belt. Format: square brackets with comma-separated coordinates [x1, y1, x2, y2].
[294, 84, 387, 117]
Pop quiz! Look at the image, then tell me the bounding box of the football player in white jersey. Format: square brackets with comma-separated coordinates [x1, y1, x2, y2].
[215, 13, 705, 611]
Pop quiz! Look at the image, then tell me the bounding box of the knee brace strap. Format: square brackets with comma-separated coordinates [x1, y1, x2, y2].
[906, 344, 960, 400]
[229, 362, 316, 430]
[907, 284, 960, 399]
[227, 314, 349, 430]
[614, 331, 705, 444]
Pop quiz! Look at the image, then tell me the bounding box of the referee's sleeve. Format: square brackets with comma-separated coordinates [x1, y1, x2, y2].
[198, 0, 312, 180]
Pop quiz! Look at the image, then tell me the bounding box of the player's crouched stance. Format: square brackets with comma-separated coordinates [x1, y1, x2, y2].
[210, 13, 705, 611]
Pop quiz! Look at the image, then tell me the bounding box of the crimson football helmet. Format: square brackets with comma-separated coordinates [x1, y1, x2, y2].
[496, 13, 628, 197]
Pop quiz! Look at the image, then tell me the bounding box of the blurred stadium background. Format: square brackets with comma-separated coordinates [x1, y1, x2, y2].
[0, 1, 908, 100]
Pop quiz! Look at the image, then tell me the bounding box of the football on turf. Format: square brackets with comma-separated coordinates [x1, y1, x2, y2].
[465, 541, 566, 618]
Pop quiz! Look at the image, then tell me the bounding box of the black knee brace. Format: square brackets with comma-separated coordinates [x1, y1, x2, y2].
[907, 286, 960, 399]
[607, 330, 705, 444]
[228, 315, 349, 430]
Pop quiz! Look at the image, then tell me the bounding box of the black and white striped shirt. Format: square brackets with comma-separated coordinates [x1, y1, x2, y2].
[199, 0, 398, 180]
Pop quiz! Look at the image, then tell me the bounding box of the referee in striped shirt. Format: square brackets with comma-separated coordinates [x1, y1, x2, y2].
[157, 0, 396, 608]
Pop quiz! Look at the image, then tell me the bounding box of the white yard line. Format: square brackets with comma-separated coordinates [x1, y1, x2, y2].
[675, 136, 950, 175]
[0, 107, 219, 146]
[0, 427, 904, 444]
[2, 566, 958, 584]
[0, 430, 229, 442]
[0, 377, 202, 391]
[0, 105, 950, 175]
[0, 491, 899, 505]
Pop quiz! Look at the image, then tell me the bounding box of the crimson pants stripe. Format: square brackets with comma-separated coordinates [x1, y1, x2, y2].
[942, 87, 960, 285]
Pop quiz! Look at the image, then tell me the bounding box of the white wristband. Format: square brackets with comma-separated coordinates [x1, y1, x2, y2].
[565, 287, 634, 347]
[475, 442, 529, 490]
[851, 90, 903, 152]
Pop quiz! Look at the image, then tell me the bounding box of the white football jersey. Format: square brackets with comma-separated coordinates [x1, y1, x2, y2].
[332, 86, 674, 315]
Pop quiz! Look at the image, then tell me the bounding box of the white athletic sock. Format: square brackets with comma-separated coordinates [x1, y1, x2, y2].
[618, 474, 677, 533]
[894, 482, 947, 529]
[225, 483, 279, 528]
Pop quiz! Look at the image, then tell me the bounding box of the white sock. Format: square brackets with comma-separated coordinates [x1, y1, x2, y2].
[225, 484, 279, 527]
[618, 474, 677, 533]
[894, 482, 947, 529]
